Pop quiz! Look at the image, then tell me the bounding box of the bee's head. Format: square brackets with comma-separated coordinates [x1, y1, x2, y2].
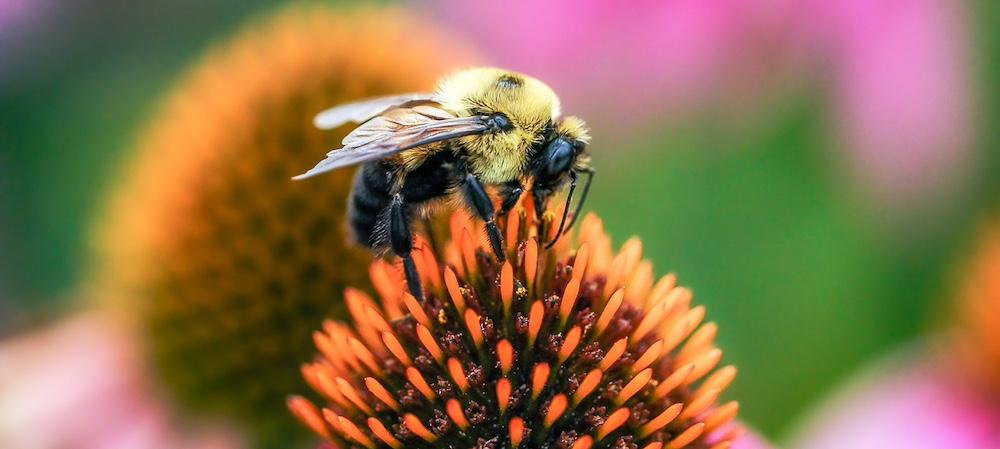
[531, 116, 591, 198]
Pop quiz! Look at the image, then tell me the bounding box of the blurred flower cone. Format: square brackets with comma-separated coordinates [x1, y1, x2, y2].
[88, 4, 475, 448]
[289, 204, 770, 449]
[789, 220, 1000, 449]
[0, 313, 243, 449]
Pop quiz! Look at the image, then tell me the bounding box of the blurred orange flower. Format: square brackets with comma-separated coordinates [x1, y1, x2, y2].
[87, 4, 476, 447]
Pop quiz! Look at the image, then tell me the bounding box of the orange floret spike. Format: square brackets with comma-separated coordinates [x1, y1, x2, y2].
[460, 227, 478, 275]
[704, 401, 739, 432]
[416, 324, 445, 363]
[666, 423, 705, 449]
[616, 368, 653, 405]
[336, 416, 376, 449]
[444, 267, 467, 313]
[632, 299, 670, 343]
[525, 238, 538, 290]
[417, 238, 443, 290]
[403, 293, 432, 329]
[600, 338, 628, 371]
[501, 261, 515, 313]
[497, 378, 512, 412]
[687, 348, 723, 384]
[676, 322, 718, 365]
[544, 394, 569, 427]
[313, 372, 352, 410]
[335, 377, 374, 415]
[497, 339, 515, 374]
[528, 300, 545, 347]
[639, 403, 683, 438]
[287, 396, 331, 440]
[448, 358, 470, 392]
[509, 417, 525, 447]
[662, 309, 704, 354]
[382, 332, 413, 366]
[465, 309, 484, 347]
[364, 305, 392, 333]
[559, 277, 581, 326]
[572, 435, 594, 449]
[644, 274, 677, 310]
[506, 211, 520, 253]
[532, 363, 551, 399]
[572, 242, 590, 281]
[446, 398, 471, 430]
[700, 365, 737, 396]
[573, 369, 603, 405]
[680, 387, 721, 420]
[370, 261, 402, 310]
[368, 417, 403, 449]
[655, 363, 694, 399]
[626, 261, 654, 303]
[595, 288, 625, 336]
[558, 326, 583, 363]
[633, 340, 663, 373]
[364, 377, 401, 412]
[321, 409, 343, 433]
[348, 337, 381, 374]
[405, 367, 437, 402]
[404, 413, 438, 442]
[596, 407, 631, 441]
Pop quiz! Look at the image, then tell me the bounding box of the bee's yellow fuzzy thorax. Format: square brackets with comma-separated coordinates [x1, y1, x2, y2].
[435, 67, 562, 184]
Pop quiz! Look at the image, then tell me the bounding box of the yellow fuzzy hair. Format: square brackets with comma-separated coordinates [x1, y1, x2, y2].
[435, 67, 562, 184]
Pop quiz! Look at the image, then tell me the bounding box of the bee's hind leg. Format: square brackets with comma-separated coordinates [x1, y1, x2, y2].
[388, 193, 424, 300]
[460, 172, 506, 263]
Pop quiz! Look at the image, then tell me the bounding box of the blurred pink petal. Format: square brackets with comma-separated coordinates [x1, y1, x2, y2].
[426, 0, 767, 129]
[789, 346, 1000, 449]
[428, 0, 974, 205]
[0, 313, 243, 449]
[732, 430, 774, 449]
[800, 0, 973, 203]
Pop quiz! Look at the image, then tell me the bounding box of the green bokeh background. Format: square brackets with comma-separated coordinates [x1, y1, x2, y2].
[2, 0, 998, 441]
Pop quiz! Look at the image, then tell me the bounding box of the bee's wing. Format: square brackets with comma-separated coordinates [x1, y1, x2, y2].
[313, 93, 437, 130]
[293, 106, 488, 180]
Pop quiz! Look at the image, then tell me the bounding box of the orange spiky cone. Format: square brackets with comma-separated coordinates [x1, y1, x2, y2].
[291, 203, 742, 449]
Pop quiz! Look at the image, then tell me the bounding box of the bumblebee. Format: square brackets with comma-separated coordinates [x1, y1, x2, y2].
[294, 67, 593, 299]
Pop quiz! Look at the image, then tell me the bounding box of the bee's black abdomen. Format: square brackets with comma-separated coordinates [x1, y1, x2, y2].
[348, 163, 393, 249]
[348, 152, 456, 250]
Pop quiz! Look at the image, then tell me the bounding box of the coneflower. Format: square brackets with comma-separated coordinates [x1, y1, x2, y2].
[290, 205, 742, 449]
[952, 222, 1000, 394]
[89, 5, 475, 448]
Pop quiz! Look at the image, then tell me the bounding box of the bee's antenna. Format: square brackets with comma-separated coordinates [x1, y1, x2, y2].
[565, 168, 594, 231]
[544, 171, 577, 250]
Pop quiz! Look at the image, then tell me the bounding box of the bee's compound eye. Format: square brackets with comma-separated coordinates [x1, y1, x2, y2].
[542, 138, 575, 178]
[490, 114, 514, 132]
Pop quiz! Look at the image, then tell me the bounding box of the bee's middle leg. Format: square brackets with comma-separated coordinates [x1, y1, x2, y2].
[388, 193, 423, 300]
[460, 172, 506, 263]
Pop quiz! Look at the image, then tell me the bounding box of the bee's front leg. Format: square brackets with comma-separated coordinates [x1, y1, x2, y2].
[498, 180, 524, 215]
[459, 171, 506, 263]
